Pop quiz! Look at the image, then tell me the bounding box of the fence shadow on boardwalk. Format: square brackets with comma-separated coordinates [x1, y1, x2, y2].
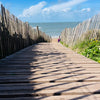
[29, 45, 99, 99]
[0, 43, 99, 100]
[0, 44, 45, 100]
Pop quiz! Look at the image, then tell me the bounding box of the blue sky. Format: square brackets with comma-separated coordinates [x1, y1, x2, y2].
[0, 0, 100, 22]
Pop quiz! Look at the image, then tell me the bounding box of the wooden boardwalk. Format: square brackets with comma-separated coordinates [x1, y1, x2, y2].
[0, 42, 100, 100]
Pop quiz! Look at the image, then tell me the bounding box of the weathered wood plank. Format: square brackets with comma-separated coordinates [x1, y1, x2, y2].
[0, 43, 100, 100]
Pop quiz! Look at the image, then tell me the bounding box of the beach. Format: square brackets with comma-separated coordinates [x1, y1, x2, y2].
[51, 38, 58, 43]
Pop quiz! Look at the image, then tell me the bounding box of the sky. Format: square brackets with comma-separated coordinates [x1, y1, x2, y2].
[0, 0, 100, 22]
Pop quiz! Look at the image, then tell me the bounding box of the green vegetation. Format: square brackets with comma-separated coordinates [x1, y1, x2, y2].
[73, 39, 100, 63]
[73, 30, 100, 63]
[61, 30, 100, 63]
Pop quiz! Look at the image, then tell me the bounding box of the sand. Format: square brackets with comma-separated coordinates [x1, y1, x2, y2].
[51, 38, 58, 43]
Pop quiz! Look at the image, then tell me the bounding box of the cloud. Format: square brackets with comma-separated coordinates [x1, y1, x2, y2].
[18, 0, 88, 22]
[19, 1, 46, 18]
[62, 8, 71, 12]
[42, 0, 87, 13]
[81, 8, 91, 12]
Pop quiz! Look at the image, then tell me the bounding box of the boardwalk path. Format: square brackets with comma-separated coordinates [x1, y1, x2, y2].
[0, 42, 100, 100]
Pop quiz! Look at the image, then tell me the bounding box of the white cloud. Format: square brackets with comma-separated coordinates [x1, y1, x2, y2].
[62, 8, 71, 12]
[19, 1, 46, 18]
[18, 0, 88, 22]
[81, 8, 91, 12]
[42, 0, 87, 13]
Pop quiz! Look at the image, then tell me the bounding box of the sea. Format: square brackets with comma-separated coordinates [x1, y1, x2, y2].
[29, 22, 79, 38]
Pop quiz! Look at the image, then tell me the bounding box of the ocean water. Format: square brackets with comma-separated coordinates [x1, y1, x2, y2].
[29, 22, 79, 38]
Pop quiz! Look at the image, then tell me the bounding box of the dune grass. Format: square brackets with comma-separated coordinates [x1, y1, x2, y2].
[60, 30, 100, 63]
[73, 39, 100, 63]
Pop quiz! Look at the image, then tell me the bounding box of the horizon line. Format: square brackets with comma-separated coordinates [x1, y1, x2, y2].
[29, 21, 81, 23]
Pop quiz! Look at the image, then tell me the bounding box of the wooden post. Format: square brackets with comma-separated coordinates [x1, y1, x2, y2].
[37, 26, 39, 37]
[0, 5, 51, 59]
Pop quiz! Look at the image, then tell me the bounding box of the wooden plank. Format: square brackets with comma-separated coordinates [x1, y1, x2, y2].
[0, 43, 100, 100]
